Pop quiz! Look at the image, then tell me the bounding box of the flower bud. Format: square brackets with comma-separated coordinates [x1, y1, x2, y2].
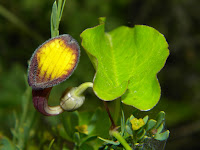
[60, 87, 85, 111]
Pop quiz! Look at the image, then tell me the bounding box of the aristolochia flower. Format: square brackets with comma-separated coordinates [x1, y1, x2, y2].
[28, 34, 80, 116]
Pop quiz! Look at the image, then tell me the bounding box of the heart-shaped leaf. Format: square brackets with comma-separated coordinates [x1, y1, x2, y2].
[80, 19, 169, 110]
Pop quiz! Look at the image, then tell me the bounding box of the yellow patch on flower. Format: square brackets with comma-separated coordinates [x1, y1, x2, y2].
[75, 125, 88, 134]
[130, 118, 145, 130]
[28, 34, 80, 89]
[37, 39, 76, 80]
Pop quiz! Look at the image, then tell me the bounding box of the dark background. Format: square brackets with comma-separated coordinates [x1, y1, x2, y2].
[0, 0, 200, 149]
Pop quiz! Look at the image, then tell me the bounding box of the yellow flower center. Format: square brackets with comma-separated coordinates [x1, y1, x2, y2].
[130, 118, 145, 130]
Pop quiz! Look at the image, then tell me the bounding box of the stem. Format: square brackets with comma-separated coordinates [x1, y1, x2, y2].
[113, 98, 121, 125]
[74, 82, 93, 96]
[110, 130, 132, 150]
[103, 101, 116, 129]
[0, 5, 43, 42]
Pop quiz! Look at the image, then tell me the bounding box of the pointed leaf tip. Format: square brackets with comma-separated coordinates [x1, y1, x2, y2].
[154, 130, 170, 141]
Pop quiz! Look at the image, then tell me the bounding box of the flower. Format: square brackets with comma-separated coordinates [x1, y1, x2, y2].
[130, 118, 145, 130]
[28, 34, 80, 116]
[75, 125, 88, 134]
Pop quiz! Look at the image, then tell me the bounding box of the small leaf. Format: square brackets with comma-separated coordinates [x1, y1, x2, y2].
[62, 111, 79, 139]
[80, 135, 97, 145]
[70, 111, 79, 129]
[146, 119, 157, 131]
[57, 0, 63, 19]
[137, 129, 146, 141]
[0, 137, 15, 150]
[129, 115, 135, 120]
[143, 115, 149, 125]
[73, 132, 80, 145]
[58, 125, 72, 141]
[121, 110, 126, 136]
[81, 19, 169, 110]
[154, 111, 165, 129]
[80, 143, 95, 150]
[156, 123, 164, 134]
[98, 17, 106, 24]
[125, 117, 131, 127]
[126, 125, 133, 135]
[48, 139, 55, 150]
[58, 0, 66, 22]
[88, 108, 110, 138]
[98, 137, 120, 145]
[52, 1, 58, 29]
[154, 130, 170, 141]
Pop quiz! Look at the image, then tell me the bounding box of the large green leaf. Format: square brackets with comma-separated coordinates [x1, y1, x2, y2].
[80, 19, 169, 110]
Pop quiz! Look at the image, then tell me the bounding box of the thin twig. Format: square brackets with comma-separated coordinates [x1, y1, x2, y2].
[103, 101, 116, 129]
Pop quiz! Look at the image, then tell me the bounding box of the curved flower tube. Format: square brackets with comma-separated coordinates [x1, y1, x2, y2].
[32, 88, 64, 116]
[28, 34, 81, 116]
[32, 82, 93, 116]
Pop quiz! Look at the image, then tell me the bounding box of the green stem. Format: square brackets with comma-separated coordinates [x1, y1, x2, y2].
[110, 130, 132, 150]
[0, 5, 43, 42]
[74, 82, 93, 96]
[20, 86, 31, 126]
[113, 98, 121, 125]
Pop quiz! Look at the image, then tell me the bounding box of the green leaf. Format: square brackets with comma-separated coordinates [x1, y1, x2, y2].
[0, 137, 15, 150]
[98, 137, 120, 145]
[80, 135, 97, 146]
[88, 108, 110, 138]
[51, 1, 58, 29]
[129, 115, 135, 120]
[80, 143, 95, 150]
[125, 125, 133, 135]
[154, 111, 165, 129]
[137, 129, 146, 141]
[48, 139, 55, 150]
[146, 119, 157, 131]
[57, 0, 63, 19]
[58, 0, 66, 21]
[98, 17, 106, 25]
[74, 132, 81, 146]
[154, 130, 170, 141]
[62, 111, 79, 139]
[120, 110, 126, 136]
[51, 1, 59, 37]
[81, 20, 169, 110]
[156, 123, 164, 134]
[143, 115, 149, 125]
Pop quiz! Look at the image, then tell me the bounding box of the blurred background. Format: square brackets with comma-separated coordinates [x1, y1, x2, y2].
[0, 0, 200, 149]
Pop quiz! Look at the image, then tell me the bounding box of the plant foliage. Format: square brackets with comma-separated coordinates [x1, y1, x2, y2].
[81, 18, 169, 110]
